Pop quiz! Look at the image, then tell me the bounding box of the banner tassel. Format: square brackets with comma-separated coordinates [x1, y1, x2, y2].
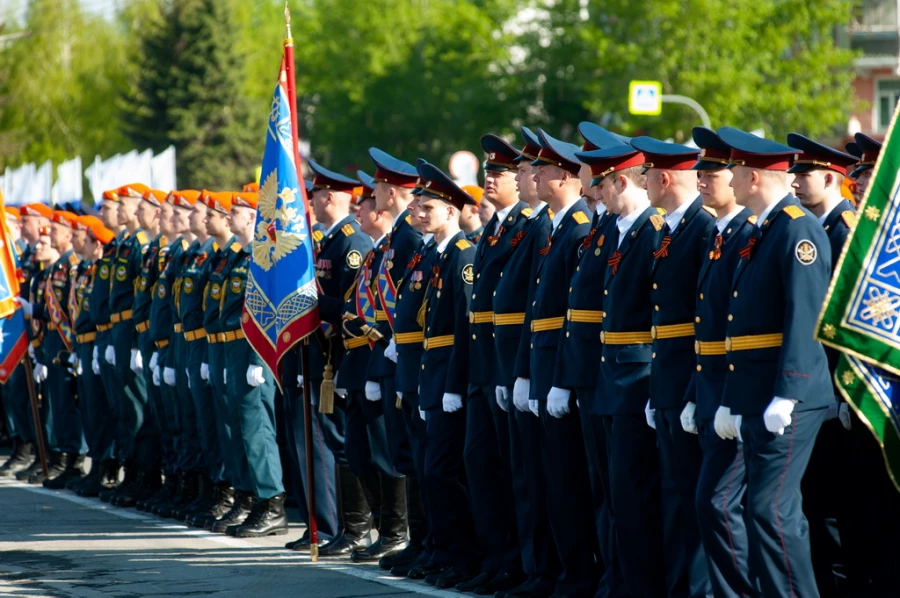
[319, 364, 335, 414]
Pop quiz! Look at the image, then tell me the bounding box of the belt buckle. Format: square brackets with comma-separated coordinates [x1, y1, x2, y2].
[566, 309, 572, 320]
[650, 325, 658, 340]
[599, 331, 606, 343]
[724, 337, 732, 352]
[468, 312, 474, 324]
[694, 340, 700, 354]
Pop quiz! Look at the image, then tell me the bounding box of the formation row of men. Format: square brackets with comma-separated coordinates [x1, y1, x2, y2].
[0, 122, 896, 598]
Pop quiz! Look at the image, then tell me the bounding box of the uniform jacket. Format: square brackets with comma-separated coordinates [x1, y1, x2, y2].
[89, 231, 123, 330]
[393, 239, 437, 394]
[468, 201, 530, 387]
[822, 199, 856, 380]
[175, 237, 218, 334]
[690, 208, 756, 422]
[722, 195, 833, 416]
[341, 235, 387, 392]
[132, 234, 166, 328]
[42, 249, 78, 351]
[74, 260, 96, 335]
[649, 197, 716, 410]
[151, 237, 188, 346]
[418, 231, 475, 409]
[203, 236, 240, 340]
[109, 229, 149, 315]
[598, 206, 665, 415]
[218, 246, 263, 368]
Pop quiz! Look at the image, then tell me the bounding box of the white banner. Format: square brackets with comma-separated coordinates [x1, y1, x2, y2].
[151, 146, 176, 191]
[51, 157, 83, 206]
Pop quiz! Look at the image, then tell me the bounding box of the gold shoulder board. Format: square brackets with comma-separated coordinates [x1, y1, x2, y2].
[572, 211, 590, 225]
[68, 253, 79, 267]
[136, 230, 149, 245]
[748, 215, 758, 225]
[841, 211, 857, 227]
[405, 215, 412, 225]
[649, 214, 664, 231]
[783, 205, 805, 219]
[159, 235, 168, 246]
[702, 205, 716, 216]
[313, 230, 324, 242]
[656, 207, 667, 215]
[521, 208, 533, 217]
[455, 239, 472, 250]
[231, 242, 242, 252]
[341, 224, 355, 237]
[181, 239, 189, 250]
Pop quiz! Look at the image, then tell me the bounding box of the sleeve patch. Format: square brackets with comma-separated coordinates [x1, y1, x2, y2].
[461, 264, 474, 284]
[649, 214, 665, 231]
[455, 239, 472, 250]
[346, 250, 362, 269]
[783, 205, 806, 219]
[841, 210, 857, 228]
[341, 224, 356, 237]
[572, 211, 590, 225]
[795, 240, 817, 265]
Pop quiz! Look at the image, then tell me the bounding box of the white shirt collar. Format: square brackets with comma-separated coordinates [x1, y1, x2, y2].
[436, 233, 456, 254]
[817, 199, 841, 224]
[422, 233, 434, 246]
[373, 233, 387, 248]
[594, 203, 607, 218]
[550, 198, 579, 233]
[615, 198, 651, 248]
[528, 202, 547, 219]
[323, 218, 344, 238]
[756, 201, 779, 228]
[391, 211, 406, 229]
[664, 197, 694, 234]
[494, 204, 515, 234]
[716, 206, 743, 234]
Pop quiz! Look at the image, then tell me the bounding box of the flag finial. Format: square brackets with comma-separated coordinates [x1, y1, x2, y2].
[284, 2, 293, 41]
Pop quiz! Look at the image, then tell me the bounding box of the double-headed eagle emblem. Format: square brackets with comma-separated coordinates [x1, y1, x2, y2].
[253, 170, 308, 271]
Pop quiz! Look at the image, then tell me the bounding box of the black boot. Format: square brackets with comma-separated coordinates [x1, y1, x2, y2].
[352, 474, 409, 562]
[29, 452, 64, 485]
[284, 530, 329, 551]
[15, 457, 41, 481]
[318, 465, 374, 557]
[174, 473, 212, 521]
[230, 493, 289, 537]
[156, 470, 200, 518]
[210, 490, 253, 534]
[380, 475, 425, 570]
[138, 471, 177, 510]
[43, 454, 85, 489]
[67, 460, 99, 492]
[188, 484, 234, 528]
[77, 460, 119, 497]
[119, 469, 162, 508]
[0, 442, 34, 477]
[101, 462, 136, 503]
[111, 468, 146, 506]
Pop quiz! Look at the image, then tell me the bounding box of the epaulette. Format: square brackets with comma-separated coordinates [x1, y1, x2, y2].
[656, 207, 667, 215]
[841, 211, 857, 228]
[521, 208, 533, 217]
[230, 242, 242, 252]
[405, 215, 412, 225]
[159, 235, 168, 246]
[136, 230, 149, 245]
[455, 239, 472, 250]
[702, 205, 716, 216]
[783, 205, 805, 219]
[212, 242, 219, 251]
[312, 230, 324, 242]
[748, 215, 758, 225]
[649, 214, 665, 231]
[547, 209, 555, 219]
[180, 239, 189, 250]
[341, 223, 356, 237]
[572, 211, 590, 225]
[67, 253, 79, 267]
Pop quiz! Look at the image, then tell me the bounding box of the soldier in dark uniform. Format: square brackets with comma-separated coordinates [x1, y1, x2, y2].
[687, 127, 757, 597]
[282, 161, 370, 551]
[460, 185, 485, 244]
[581, 142, 665, 597]
[717, 126, 833, 598]
[71, 218, 120, 496]
[408, 162, 478, 588]
[631, 136, 716, 598]
[459, 134, 530, 595]
[221, 190, 289, 538]
[849, 132, 881, 204]
[494, 127, 557, 598]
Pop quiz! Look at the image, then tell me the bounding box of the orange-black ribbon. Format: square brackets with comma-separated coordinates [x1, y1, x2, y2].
[739, 236, 757, 260]
[539, 234, 552, 255]
[407, 252, 423, 271]
[510, 230, 526, 247]
[430, 265, 442, 289]
[487, 225, 504, 247]
[581, 227, 598, 250]
[608, 250, 623, 275]
[708, 234, 723, 261]
[652, 236, 672, 259]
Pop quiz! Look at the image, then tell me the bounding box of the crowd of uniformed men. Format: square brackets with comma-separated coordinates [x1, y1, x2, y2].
[0, 124, 897, 598]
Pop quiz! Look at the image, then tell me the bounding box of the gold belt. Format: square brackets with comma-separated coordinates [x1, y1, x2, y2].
[47, 323, 57, 331]
[469, 311, 494, 324]
[184, 328, 207, 342]
[135, 320, 150, 333]
[31, 339, 40, 348]
[695, 340, 727, 356]
[344, 336, 370, 350]
[725, 333, 783, 352]
[110, 309, 133, 324]
[96, 323, 113, 332]
[155, 339, 169, 349]
[600, 331, 654, 345]
[221, 329, 245, 343]
[423, 335, 454, 350]
[531, 317, 565, 332]
[493, 312, 525, 326]
[375, 310, 389, 322]
[567, 309, 603, 323]
[651, 323, 695, 340]
[394, 331, 425, 345]
[174, 323, 183, 333]
[76, 332, 96, 343]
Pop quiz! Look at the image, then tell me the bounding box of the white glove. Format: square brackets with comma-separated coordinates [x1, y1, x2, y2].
[839, 403, 852, 430]
[297, 374, 304, 388]
[333, 371, 347, 398]
[714, 406, 739, 440]
[680, 402, 698, 434]
[130, 349, 143, 374]
[163, 367, 176, 386]
[15, 296, 32, 317]
[105, 345, 115, 365]
[443, 393, 463, 413]
[201, 363, 209, 381]
[513, 378, 531, 413]
[365, 381, 382, 402]
[645, 400, 657, 429]
[152, 366, 161, 386]
[734, 415, 743, 443]
[149, 352, 158, 371]
[68, 352, 78, 366]
[529, 399, 539, 416]
[92, 355, 100, 375]
[33, 362, 47, 383]
[384, 338, 398, 363]
[92, 346, 98, 363]
[247, 365, 264, 387]
[763, 397, 795, 435]
[547, 387, 571, 418]
[397, 391, 403, 401]
[495, 386, 509, 412]
[28, 344, 34, 360]
[75, 359, 82, 376]
[419, 407, 426, 421]
[224, 369, 227, 385]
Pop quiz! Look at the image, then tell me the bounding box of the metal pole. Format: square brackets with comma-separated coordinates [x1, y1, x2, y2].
[22, 358, 49, 477]
[661, 94, 712, 129]
[300, 340, 318, 562]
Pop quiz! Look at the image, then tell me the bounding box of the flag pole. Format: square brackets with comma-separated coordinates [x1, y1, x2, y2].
[23, 358, 48, 477]
[284, 2, 318, 562]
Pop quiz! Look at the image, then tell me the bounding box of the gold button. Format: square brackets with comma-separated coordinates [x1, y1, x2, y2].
[695, 316, 700, 323]
[472, 294, 476, 299]
[728, 314, 733, 321]
[530, 343, 534, 349]
[654, 305, 660, 311]
[437, 291, 441, 298]
[566, 332, 570, 338]
[651, 352, 656, 359]
[569, 287, 573, 293]
[476, 273, 480, 279]
[398, 294, 403, 300]
[604, 290, 608, 296]
[576, 266, 580, 272]
[536, 278, 540, 284]
[696, 365, 702, 372]
[500, 272, 503, 277]
[699, 293, 704, 300]
[729, 364, 735, 371]
[422, 364, 425, 370]
[472, 334, 476, 340]
[733, 291, 738, 298]
[653, 283, 658, 289]
[493, 291, 496, 296]
[532, 301, 536, 306]
[601, 356, 605, 362]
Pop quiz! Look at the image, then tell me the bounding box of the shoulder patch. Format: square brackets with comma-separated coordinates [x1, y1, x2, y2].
[405, 215, 412, 225]
[572, 211, 590, 225]
[748, 215, 758, 225]
[312, 230, 324, 242]
[341, 224, 356, 237]
[783, 205, 805, 219]
[455, 239, 472, 250]
[702, 205, 716, 216]
[521, 208, 533, 217]
[461, 264, 474, 284]
[68, 253, 79, 267]
[656, 207, 667, 216]
[649, 214, 665, 232]
[841, 210, 857, 228]
[230, 242, 242, 252]
[136, 230, 149, 245]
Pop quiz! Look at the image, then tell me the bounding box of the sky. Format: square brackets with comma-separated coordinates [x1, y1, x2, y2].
[0, 0, 116, 26]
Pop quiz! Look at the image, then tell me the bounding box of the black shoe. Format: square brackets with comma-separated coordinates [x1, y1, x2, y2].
[175, 474, 214, 521]
[496, 577, 555, 598]
[117, 468, 162, 507]
[42, 453, 85, 490]
[284, 532, 329, 551]
[350, 473, 408, 562]
[102, 462, 138, 503]
[138, 471, 177, 510]
[0, 442, 33, 477]
[473, 570, 527, 595]
[155, 471, 199, 518]
[455, 570, 497, 593]
[391, 549, 430, 577]
[30, 453, 65, 485]
[210, 491, 253, 534]
[189, 485, 234, 528]
[431, 565, 479, 589]
[14, 458, 41, 481]
[230, 494, 289, 538]
[408, 561, 448, 581]
[76, 460, 119, 497]
[379, 542, 421, 570]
